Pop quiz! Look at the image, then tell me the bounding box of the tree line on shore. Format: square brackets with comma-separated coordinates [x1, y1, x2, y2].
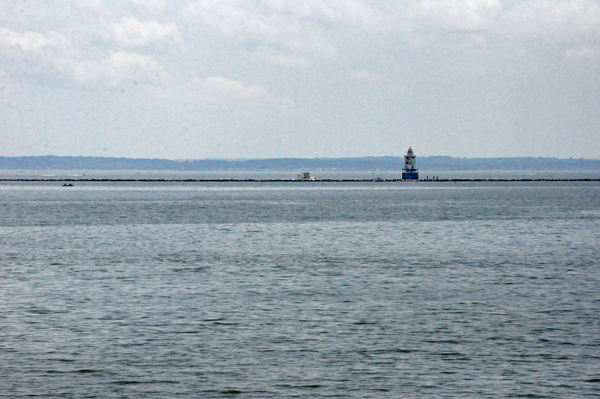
[1, 155, 599, 171]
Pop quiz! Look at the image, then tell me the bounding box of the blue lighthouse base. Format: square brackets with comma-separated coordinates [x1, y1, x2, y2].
[402, 172, 419, 180]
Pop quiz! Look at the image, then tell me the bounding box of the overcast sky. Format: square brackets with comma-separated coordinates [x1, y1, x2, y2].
[1, 0, 599, 159]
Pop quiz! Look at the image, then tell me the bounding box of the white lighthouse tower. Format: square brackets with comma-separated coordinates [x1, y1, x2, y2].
[402, 147, 419, 180]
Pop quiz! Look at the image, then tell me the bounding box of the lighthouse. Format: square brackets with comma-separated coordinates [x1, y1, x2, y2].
[402, 147, 419, 180]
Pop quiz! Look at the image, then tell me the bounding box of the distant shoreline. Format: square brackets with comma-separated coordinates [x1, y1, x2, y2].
[2, 155, 600, 172]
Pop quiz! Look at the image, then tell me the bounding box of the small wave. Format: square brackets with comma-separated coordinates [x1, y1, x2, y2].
[202, 388, 243, 395]
[277, 384, 321, 389]
[27, 308, 54, 315]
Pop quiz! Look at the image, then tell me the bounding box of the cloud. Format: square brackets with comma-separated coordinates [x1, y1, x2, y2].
[387, 0, 600, 68]
[404, 0, 600, 41]
[0, 28, 73, 80]
[263, 0, 380, 26]
[184, 0, 378, 66]
[68, 52, 171, 87]
[502, 0, 600, 40]
[156, 75, 293, 106]
[127, 0, 168, 12]
[185, 1, 271, 38]
[412, 0, 502, 31]
[565, 44, 600, 61]
[0, 28, 68, 52]
[0, 25, 173, 88]
[112, 17, 182, 47]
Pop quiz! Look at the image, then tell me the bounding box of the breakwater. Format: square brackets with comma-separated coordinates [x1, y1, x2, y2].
[2, 178, 600, 182]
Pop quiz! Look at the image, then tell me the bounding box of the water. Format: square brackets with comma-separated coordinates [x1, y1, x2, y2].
[1, 180, 599, 398]
[3, 169, 600, 180]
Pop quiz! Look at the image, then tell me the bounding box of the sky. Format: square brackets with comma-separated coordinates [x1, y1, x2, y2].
[1, 0, 599, 159]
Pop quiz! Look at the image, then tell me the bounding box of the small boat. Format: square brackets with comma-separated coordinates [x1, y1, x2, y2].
[297, 172, 316, 181]
[62, 183, 73, 187]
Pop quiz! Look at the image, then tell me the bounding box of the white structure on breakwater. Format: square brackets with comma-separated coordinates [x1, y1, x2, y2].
[297, 172, 316, 181]
[402, 147, 418, 180]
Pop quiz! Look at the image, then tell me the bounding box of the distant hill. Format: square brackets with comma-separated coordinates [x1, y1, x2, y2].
[1, 155, 600, 171]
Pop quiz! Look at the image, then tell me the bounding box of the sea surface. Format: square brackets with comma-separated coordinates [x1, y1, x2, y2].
[3, 169, 600, 180]
[1, 179, 599, 398]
